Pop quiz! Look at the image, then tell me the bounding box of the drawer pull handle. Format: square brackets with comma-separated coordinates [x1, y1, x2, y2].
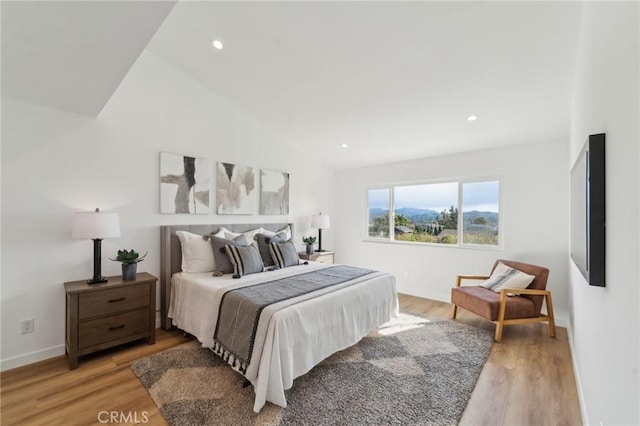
[108, 297, 126, 303]
[108, 324, 125, 331]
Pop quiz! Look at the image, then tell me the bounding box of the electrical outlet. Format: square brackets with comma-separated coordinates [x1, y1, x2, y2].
[20, 318, 34, 334]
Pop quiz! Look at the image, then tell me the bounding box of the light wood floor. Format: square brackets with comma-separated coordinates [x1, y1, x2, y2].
[399, 294, 582, 426]
[1, 294, 582, 426]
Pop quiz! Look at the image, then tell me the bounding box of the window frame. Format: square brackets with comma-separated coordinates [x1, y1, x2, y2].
[365, 185, 393, 241]
[364, 176, 503, 250]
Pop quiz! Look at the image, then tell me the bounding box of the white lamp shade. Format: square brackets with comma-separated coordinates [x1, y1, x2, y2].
[310, 214, 330, 229]
[72, 210, 120, 239]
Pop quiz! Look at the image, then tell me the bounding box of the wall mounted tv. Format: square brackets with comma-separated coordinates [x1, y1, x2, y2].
[570, 133, 605, 287]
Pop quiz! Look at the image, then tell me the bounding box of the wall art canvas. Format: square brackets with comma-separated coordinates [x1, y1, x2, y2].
[260, 169, 290, 215]
[216, 162, 257, 215]
[160, 152, 210, 214]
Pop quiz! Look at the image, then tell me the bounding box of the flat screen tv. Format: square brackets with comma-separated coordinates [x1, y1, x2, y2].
[570, 133, 605, 287]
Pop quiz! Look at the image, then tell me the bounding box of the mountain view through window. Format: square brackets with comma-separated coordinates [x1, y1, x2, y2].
[367, 180, 499, 246]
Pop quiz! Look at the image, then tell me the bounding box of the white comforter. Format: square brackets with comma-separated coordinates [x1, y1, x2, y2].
[168, 262, 398, 412]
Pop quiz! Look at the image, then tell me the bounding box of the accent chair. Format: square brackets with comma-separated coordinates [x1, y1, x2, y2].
[451, 259, 556, 342]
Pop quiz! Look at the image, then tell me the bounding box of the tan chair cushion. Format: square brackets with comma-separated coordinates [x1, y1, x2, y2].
[451, 286, 537, 321]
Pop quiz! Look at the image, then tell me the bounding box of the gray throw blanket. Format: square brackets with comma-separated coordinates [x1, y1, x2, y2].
[212, 265, 374, 374]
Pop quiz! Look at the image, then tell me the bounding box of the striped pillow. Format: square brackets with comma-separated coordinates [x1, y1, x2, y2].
[254, 232, 287, 267]
[269, 240, 300, 269]
[224, 244, 265, 277]
[208, 234, 250, 274]
[482, 262, 535, 294]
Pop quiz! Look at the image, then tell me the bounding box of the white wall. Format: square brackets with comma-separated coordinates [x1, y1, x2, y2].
[569, 2, 639, 425]
[334, 140, 570, 323]
[1, 50, 335, 370]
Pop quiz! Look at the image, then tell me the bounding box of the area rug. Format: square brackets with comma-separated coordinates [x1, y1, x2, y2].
[132, 313, 493, 425]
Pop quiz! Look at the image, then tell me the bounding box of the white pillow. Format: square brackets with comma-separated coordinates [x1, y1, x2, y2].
[211, 228, 226, 239]
[223, 227, 263, 241]
[216, 227, 235, 239]
[278, 225, 292, 240]
[482, 262, 535, 294]
[176, 231, 216, 273]
[262, 225, 292, 240]
[260, 228, 276, 237]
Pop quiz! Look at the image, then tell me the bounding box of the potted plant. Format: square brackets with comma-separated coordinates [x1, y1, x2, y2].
[110, 249, 147, 281]
[302, 236, 317, 255]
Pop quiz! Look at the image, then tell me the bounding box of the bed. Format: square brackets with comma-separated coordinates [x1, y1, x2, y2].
[160, 223, 398, 413]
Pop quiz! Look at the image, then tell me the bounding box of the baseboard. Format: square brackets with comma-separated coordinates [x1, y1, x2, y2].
[566, 324, 589, 425]
[2, 312, 162, 372]
[1, 344, 65, 372]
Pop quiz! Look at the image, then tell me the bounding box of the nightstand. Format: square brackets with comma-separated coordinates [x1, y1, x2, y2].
[298, 251, 335, 264]
[64, 272, 157, 369]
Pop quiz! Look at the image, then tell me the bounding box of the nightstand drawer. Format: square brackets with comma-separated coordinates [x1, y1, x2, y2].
[315, 254, 334, 264]
[78, 309, 149, 350]
[298, 251, 335, 264]
[66, 273, 157, 369]
[79, 283, 149, 319]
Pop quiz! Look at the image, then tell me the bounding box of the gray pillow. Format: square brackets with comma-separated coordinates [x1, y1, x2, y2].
[209, 234, 250, 274]
[225, 244, 265, 277]
[269, 240, 300, 269]
[254, 232, 287, 267]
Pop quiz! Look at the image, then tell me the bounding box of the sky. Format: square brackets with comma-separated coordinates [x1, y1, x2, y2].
[368, 181, 499, 212]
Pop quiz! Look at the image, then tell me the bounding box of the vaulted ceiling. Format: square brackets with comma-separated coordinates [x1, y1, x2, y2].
[1, 1, 177, 116]
[2, 1, 583, 168]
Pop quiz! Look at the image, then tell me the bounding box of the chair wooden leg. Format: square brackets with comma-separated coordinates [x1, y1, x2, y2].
[494, 322, 503, 343]
[545, 292, 557, 338]
[451, 304, 458, 319]
[495, 290, 508, 342]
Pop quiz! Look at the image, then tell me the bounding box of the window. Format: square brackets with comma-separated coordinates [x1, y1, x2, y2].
[462, 181, 500, 246]
[393, 182, 458, 244]
[367, 188, 390, 239]
[366, 179, 500, 247]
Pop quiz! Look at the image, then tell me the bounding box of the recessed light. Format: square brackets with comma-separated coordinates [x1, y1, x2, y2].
[467, 114, 478, 122]
[341, 143, 349, 148]
[212, 40, 223, 50]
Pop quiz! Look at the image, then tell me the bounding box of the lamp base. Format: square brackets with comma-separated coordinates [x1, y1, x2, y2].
[88, 238, 107, 285]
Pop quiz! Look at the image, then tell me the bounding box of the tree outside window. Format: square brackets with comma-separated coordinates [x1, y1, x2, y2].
[366, 180, 499, 247]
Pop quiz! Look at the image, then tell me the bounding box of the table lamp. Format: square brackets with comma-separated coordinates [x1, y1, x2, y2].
[310, 213, 330, 252]
[72, 208, 120, 284]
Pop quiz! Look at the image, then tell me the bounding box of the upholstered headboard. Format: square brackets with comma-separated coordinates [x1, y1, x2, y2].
[159, 223, 293, 329]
